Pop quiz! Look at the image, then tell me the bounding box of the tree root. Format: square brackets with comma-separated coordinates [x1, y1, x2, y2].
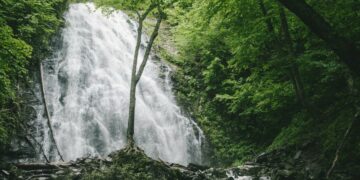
[123, 144, 145, 155]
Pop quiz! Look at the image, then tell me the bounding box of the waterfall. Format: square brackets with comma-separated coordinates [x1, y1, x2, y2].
[34, 3, 204, 166]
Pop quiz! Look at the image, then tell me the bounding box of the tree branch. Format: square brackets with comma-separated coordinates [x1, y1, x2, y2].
[257, 0, 274, 33]
[140, 3, 156, 21]
[135, 11, 163, 84]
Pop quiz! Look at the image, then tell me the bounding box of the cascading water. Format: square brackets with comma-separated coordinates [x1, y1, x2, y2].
[34, 3, 204, 166]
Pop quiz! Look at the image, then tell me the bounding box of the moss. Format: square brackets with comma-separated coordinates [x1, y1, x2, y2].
[0, 0, 69, 160]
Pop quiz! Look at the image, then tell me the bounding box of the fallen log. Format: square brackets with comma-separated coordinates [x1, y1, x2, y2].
[40, 62, 64, 162]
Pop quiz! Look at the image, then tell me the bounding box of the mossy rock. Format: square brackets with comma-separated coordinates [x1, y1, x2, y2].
[82, 148, 191, 180]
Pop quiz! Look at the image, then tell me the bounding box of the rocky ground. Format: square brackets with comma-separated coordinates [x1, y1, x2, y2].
[0, 148, 268, 180]
[0, 141, 352, 180]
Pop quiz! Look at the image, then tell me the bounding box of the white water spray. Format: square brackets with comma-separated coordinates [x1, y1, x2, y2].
[34, 3, 204, 165]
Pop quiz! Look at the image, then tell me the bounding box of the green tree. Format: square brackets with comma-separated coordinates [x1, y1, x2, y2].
[277, 0, 360, 75]
[169, 1, 360, 173]
[0, 0, 67, 159]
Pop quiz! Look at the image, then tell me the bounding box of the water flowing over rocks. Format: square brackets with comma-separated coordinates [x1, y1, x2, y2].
[33, 2, 204, 165]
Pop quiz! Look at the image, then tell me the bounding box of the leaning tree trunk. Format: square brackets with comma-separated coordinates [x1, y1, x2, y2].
[127, 5, 162, 148]
[40, 62, 64, 161]
[277, 0, 360, 75]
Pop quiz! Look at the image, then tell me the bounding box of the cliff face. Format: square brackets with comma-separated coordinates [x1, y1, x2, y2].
[0, 0, 68, 162]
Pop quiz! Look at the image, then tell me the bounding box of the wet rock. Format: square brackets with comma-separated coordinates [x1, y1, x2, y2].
[203, 167, 227, 178]
[260, 177, 271, 180]
[278, 169, 293, 178]
[187, 163, 209, 171]
[306, 163, 323, 179]
[84, 159, 92, 163]
[1, 170, 10, 176]
[105, 156, 112, 161]
[72, 168, 80, 172]
[50, 174, 58, 179]
[294, 151, 302, 160]
[55, 170, 65, 175]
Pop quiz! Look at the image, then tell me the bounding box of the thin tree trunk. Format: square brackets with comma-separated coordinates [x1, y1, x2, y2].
[279, 7, 306, 107]
[127, 18, 144, 147]
[277, 0, 360, 75]
[40, 62, 64, 161]
[326, 112, 358, 178]
[127, 4, 157, 147]
[257, 0, 274, 33]
[135, 15, 163, 83]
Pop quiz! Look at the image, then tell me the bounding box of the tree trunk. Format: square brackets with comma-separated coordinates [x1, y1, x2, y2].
[277, 0, 360, 75]
[127, 17, 144, 147]
[279, 7, 306, 107]
[257, 0, 274, 33]
[40, 62, 64, 161]
[127, 4, 161, 147]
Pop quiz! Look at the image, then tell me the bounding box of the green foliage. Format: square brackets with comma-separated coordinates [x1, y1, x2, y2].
[94, 0, 175, 15]
[0, 22, 31, 151]
[168, 0, 360, 169]
[267, 113, 312, 151]
[95, 0, 152, 12]
[0, 0, 67, 155]
[0, 1, 359, 178]
[0, 22, 32, 102]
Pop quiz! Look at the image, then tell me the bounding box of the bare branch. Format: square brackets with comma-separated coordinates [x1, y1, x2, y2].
[140, 3, 156, 21]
